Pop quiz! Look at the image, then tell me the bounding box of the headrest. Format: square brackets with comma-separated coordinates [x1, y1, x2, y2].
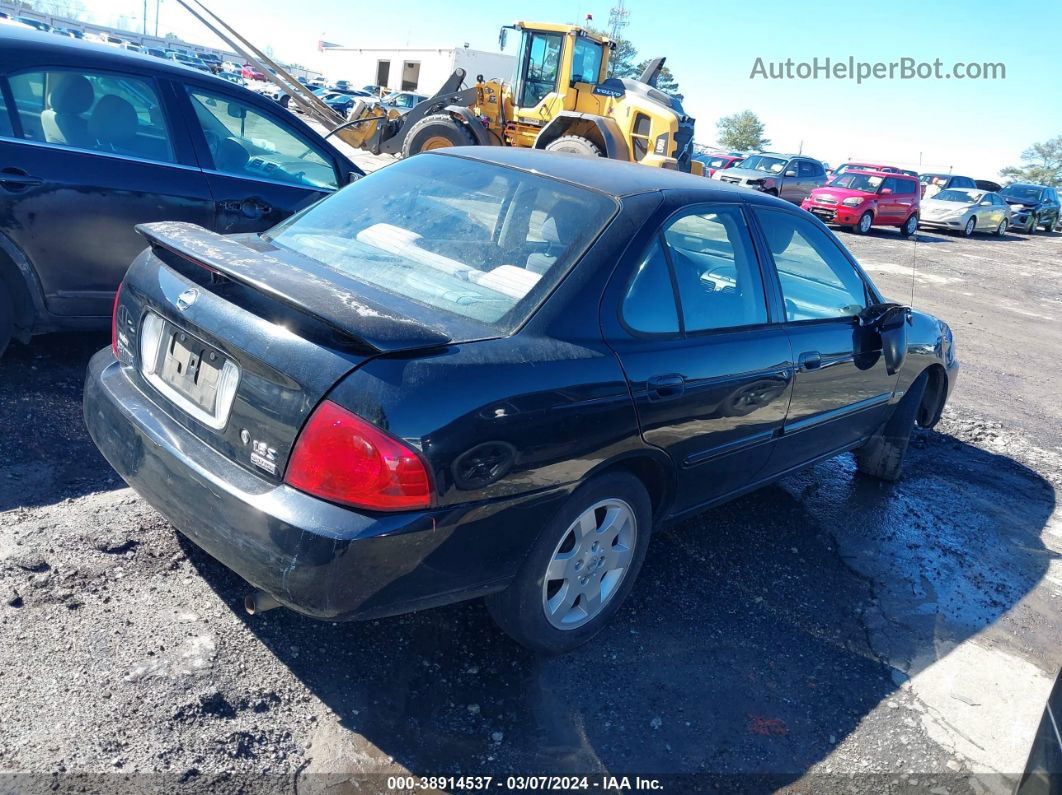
[88, 95, 138, 145]
[217, 137, 250, 170]
[49, 74, 93, 115]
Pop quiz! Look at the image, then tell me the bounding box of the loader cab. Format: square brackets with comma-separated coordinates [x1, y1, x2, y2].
[503, 22, 611, 120]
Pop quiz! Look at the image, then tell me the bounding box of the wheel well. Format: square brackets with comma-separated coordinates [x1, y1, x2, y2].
[599, 455, 674, 521]
[917, 364, 948, 429]
[0, 248, 35, 336]
[536, 118, 606, 154]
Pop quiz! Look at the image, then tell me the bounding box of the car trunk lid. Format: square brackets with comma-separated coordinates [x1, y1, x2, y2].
[117, 222, 456, 481]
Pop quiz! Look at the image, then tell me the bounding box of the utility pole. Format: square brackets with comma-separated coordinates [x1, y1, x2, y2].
[143, 0, 147, 34]
[155, 0, 160, 37]
[607, 0, 629, 42]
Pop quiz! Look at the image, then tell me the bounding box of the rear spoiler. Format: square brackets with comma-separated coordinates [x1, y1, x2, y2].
[135, 222, 452, 353]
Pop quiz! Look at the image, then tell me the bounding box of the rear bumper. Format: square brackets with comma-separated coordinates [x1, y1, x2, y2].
[84, 349, 567, 620]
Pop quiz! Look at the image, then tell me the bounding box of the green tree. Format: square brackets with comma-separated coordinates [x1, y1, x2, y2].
[1000, 136, 1062, 186]
[715, 110, 771, 151]
[586, 27, 639, 79]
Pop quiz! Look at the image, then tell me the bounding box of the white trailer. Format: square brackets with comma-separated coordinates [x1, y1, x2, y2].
[320, 45, 514, 93]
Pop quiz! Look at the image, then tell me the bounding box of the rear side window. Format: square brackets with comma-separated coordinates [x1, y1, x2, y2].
[754, 208, 868, 322]
[896, 178, 917, 195]
[622, 240, 680, 334]
[7, 70, 174, 163]
[186, 88, 338, 190]
[0, 87, 12, 137]
[662, 207, 767, 331]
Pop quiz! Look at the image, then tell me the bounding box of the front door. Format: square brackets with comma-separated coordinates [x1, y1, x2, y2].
[751, 207, 897, 476]
[513, 29, 564, 120]
[605, 203, 794, 513]
[0, 67, 213, 317]
[179, 85, 340, 235]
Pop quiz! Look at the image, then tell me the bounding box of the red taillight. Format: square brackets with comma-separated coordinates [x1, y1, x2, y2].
[110, 282, 124, 358]
[285, 400, 432, 511]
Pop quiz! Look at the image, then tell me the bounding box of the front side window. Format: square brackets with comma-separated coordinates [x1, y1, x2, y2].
[797, 160, 820, 177]
[663, 207, 767, 331]
[741, 155, 787, 174]
[7, 69, 173, 162]
[880, 177, 901, 194]
[755, 208, 868, 322]
[571, 37, 603, 84]
[520, 32, 563, 107]
[186, 89, 337, 189]
[267, 154, 615, 330]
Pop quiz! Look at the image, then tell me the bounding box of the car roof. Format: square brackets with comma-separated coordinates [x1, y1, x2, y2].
[1005, 182, 1048, 189]
[432, 147, 789, 203]
[0, 25, 218, 79]
[846, 169, 917, 179]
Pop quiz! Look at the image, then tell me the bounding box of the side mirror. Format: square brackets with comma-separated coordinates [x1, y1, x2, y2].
[979, 199, 992, 205]
[879, 188, 893, 195]
[784, 169, 797, 178]
[859, 303, 912, 375]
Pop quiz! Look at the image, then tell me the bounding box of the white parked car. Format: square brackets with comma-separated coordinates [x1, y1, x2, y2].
[919, 189, 1012, 237]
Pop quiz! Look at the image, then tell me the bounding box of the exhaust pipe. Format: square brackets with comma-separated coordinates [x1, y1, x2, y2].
[244, 590, 281, 615]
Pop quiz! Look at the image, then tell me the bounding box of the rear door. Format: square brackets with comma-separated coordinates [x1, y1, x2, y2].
[0, 65, 213, 317]
[751, 206, 896, 476]
[175, 82, 346, 234]
[604, 201, 794, 513]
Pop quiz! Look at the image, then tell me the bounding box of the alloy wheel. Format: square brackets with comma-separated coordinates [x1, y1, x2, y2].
[859, 213, 872, 233]
[541, 499, 637, 630]
[964, 218, 975, 237]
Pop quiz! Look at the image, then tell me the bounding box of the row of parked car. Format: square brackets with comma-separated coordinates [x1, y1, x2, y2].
[694, 149, 1061, 239]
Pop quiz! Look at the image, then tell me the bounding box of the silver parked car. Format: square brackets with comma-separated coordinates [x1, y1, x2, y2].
[711, 153, 828, 205]
[919, 189, 1011, 237]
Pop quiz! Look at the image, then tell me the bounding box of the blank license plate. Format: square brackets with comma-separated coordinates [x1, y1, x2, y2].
[156, 325, 227, 416]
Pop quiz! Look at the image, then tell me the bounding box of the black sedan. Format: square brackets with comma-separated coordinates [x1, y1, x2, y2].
[84, 148, 958, 654]
[0, 26, 361, 357]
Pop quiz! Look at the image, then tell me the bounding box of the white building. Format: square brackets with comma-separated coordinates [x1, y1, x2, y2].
[321, 45, 514, 94]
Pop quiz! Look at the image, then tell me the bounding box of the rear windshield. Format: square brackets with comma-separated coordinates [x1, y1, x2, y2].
[266, 155, 616, 331]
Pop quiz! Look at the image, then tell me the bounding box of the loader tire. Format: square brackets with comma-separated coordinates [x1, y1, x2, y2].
[401, 114, 477, 158]
[544, 135, 602, 157]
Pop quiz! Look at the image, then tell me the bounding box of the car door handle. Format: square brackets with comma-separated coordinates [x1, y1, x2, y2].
[647, 374, 686, 400]
[798, 351, 822, 371]
[218, 198, 273, 218]
[0, 168, 44, 192]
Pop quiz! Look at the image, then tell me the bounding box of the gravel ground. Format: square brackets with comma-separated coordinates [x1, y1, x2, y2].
[0, 200, 1060, 794]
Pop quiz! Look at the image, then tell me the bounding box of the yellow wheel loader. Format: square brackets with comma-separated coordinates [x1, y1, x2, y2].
[174, 3, 700, 173]
[346, 22, 700, 172]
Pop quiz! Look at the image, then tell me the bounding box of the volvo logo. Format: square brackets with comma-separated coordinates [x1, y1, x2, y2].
[176, 288, 199, 311]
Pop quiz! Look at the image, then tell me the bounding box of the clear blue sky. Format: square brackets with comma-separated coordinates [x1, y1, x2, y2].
[87, 0, 1062, 179]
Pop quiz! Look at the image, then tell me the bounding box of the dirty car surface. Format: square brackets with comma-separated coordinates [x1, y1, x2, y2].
[83, 148, 958, 654]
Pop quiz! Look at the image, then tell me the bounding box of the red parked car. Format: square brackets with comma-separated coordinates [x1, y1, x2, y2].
[802, 170, 921, 236]
[695, 153, 744, 177]
[241, 63, 266, 80]
[831, 162, 918, 179]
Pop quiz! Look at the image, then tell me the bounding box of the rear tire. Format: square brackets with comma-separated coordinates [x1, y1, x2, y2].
[0, 280, 12, 359]
[543, 135, 603, 157]
[899, 213, 918, 238]
[485, 472, 652, 655]
[855, 371, 929, 482]
[995, 219, 1007, 237]
[401, 113, 477, 159]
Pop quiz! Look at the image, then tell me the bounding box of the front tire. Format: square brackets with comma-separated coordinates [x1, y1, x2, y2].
[543, 135, 603, 157]
[962, 216, 976, 237]
[485, 472, 652, 655]
[855, 212, 873, 234]
[855, 371, 929, 482]
[1026, 214, 1038, 234]
[401, 113, 477, 159]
